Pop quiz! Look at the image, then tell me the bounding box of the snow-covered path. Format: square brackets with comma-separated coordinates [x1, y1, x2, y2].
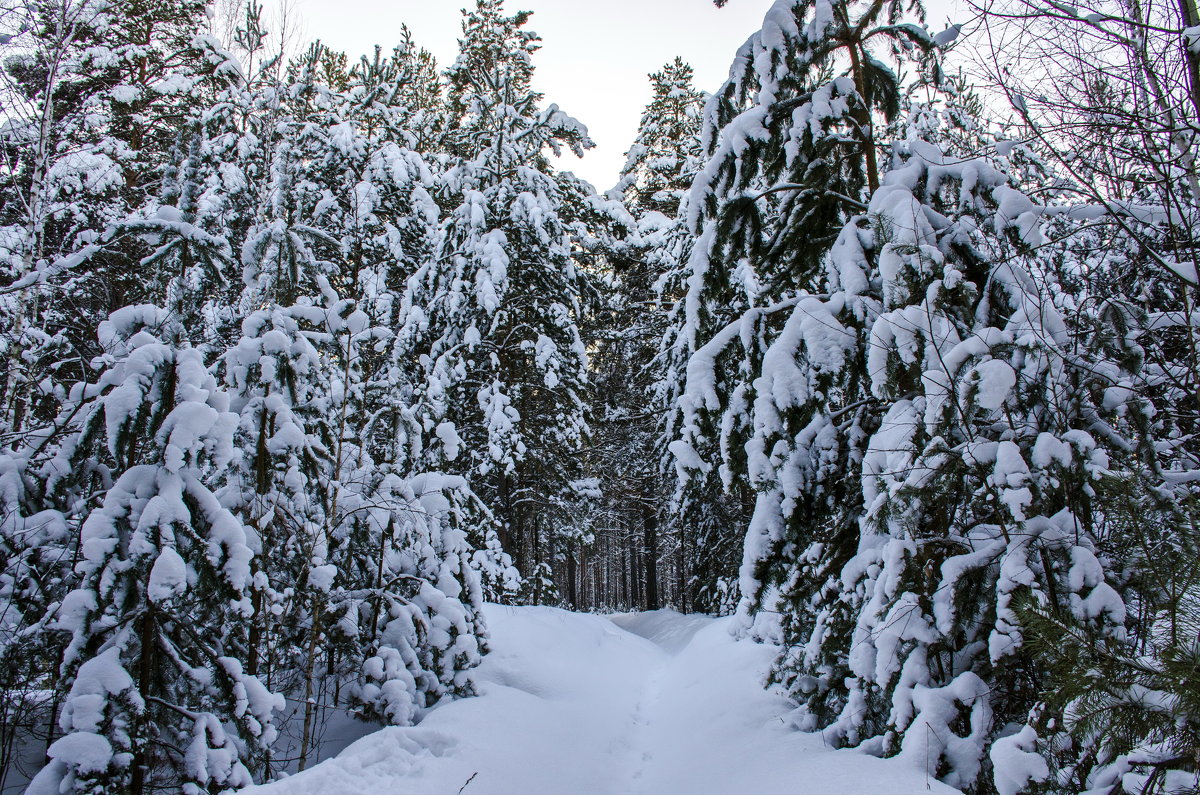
[249, 605, 961, 794]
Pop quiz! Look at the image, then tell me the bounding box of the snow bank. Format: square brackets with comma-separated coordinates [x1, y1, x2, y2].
[247, 605, 962, 794]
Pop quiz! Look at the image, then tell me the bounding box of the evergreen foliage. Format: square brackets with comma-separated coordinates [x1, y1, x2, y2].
[614, 58, 706, 219]
[663, 0, 1199, 792]
[397, 0, 593, 602]
[662, 0, 930, 613]
[3, 0, 1199, 791]
[0, 1, 522, 787]
[28, 307, 278, 794]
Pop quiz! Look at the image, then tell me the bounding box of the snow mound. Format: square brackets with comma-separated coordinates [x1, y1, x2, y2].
[610, 607, 714, 653]
[246, 604, 962, 794]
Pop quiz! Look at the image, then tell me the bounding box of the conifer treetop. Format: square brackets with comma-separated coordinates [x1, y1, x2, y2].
[444, 0, 592, 174]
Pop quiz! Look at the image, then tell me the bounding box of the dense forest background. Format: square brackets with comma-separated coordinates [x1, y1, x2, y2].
[1, 0, 1198, 792]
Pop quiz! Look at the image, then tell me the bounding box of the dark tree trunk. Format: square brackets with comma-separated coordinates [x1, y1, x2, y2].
[680, 524, 694, 614]
[531, 521, 542, 604]
[630, 532, 642, 609]
[643, 504, 659, 610]
[579, 551, 585, 609]
[566, 549, 578, 609]
[620, 547, 629, 606]
[495, 473, 513, 552]
[131, 611, 157, 795]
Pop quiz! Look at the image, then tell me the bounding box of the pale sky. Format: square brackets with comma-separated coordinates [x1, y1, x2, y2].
[291, 0, 963, 190]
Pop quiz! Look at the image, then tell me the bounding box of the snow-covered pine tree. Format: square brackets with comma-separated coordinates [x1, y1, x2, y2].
[0, 357, 81, 786]
[0, 4, 243, 782]
[665, 0, 928, 613]
[0, 0, 112, 434]
[205, 22, 502, 766]
[398, 0, 593, 602]
[344, 28, 445, 153]
[613, 58, 706, 218]
[5, 10, 507, 783]
[675, 0, 935, 643]
[220, 294, 497, 767]
[749, 133, 1141, 793]
[278, 39, 440, 307]
[0, 0, 240, 441]
[220, 299, 341, 771]
[287, 39, 446, 470]
[27, 306, 280, 795]
[75, 0, 232, 199]
[11, 0, 238, 326]
[0, 5, 86, 767]
[1013, 478, 1200, 794]
[971, 86, 1200, 793]
[320, 35, 523, 604]
[672, 0, 1147, 788]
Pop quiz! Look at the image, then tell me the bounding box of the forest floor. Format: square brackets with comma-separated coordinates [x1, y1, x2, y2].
[248, 604, 963, 795]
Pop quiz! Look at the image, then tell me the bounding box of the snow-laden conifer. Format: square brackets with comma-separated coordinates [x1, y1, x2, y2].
[398, 0, 592, 600]
[664, 0, 926, 612]
[613, 58, 706, 219]
[28, 307, 280, 794]
[576, 59, 705, 610]
[209, 22, 503, 760]
[666, 0, 1147, 789]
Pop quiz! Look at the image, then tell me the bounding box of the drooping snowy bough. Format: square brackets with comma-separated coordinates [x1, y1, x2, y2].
[665, 0, 1161, 791]
[6, 10, 514, 788]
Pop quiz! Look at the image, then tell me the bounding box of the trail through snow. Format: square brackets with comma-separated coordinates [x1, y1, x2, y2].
[249, 605, 962, 794]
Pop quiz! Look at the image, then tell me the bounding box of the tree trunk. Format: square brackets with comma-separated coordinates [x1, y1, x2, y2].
[846, 44, 879, 193]
[531, 521, 542, 604]
[643, 505, 659, 610]
[677, 521, 688, 613]
[620, 547, 629, 606]
[495, 473, 513, 552]
[630, 532, 642, 609]
[130, 611, 157, 795]
[297, 604, 324, 772]
[566, 549, 578, 609]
